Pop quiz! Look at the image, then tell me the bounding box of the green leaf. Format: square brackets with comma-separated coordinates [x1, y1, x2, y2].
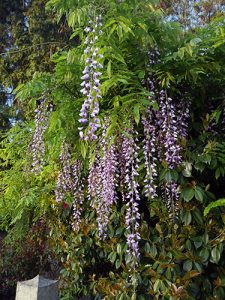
[183, 211, 192, 225]
[215, 167, 221, 179]
[192, 209, 204, 225]
[144, 242, 150, 253]
[181, 209, 192, 225]
[182, 187, 195, 202]
[117, 244, 122, 254]
[178, 47, 185, 59]
[149, 244, 157, 257]
[195, 186, 204, 203]
[153, 279, 160, 292]
[199, 248, 210, 262]
[183, 260, 192, 272]
[115, 259, 121, 269]
[182, 162, 192, 177]
[204, 198, 225, 216]
[189, 37, 202, 46]
[107, 60, 112, 78]
[211, 246, 221, 264]
[192, 236, 203, 249]
[133, 104, 140, 125]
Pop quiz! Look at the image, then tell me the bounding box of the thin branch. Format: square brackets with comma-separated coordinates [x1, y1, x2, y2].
[0, 41, 67, 56]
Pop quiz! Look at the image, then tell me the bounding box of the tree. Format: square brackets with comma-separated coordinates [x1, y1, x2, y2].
[0, 0, 71, 132]
[161, 0, 225, 29]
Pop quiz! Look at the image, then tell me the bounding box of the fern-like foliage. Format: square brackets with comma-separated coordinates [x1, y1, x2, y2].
[204, 198, 225, 216]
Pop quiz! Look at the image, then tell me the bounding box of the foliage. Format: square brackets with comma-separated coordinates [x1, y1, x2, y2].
[0, 218, 59, 299]
[0, 0, 225, 299]
[204, 198, 225, 216]
[0, 0, 72, 133]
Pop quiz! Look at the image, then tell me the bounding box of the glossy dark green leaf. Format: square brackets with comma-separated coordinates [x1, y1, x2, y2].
[195, 186, 204, 202]
[182, 187, 195, 202]
[211, 246, 221, 264]
[183, 260, 193, 272]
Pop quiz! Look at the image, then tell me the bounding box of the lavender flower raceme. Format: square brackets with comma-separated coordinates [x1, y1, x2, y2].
[71, 160, 84, 231]
[79, 15, 103, 141]
[88, 122, 118, 239]
[30, 99, 52, 174]
[162, 181, 179, 219]
[176, 97, 190, 140]
[144, 47, 187, 218]
[142, 109, 158, 199]
[55, 142, 72, 203]
[120, 127, 141, 266]
[100, 124, 118, 238]
[156, 91, 182, 217]
[158, 91, 182, 169]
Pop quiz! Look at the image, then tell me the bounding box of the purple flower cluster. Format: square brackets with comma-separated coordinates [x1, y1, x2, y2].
[30, 100, 52, 174]
[88, 151, 102, 206]
[55, 143, 85, 231]
[162, 181, 179, 219]
[55, 142, 72, 203]
[158, 91, 182, 169]
[71, 160, 84, 232]
[143, 49, 190, 218]
[121, 127, 141, 265]
[79, 15, 103, 141]
[88, 122, 118, 239]
[176, 98, 190, 139]
[142, 110, 158, 199]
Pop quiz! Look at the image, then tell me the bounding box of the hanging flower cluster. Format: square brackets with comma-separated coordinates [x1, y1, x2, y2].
[55, 142, 72, 203]
[120, 127, 141, 264]
[158, 91, 182, 169]
[55, 142, 85, 231]
[79, 15, 103, 141]
[88, 122, 118, 239]
[71, 160, 84, 232]
[162, 181, 180, 219]
[176, 99, 190, 140]
[143, 48, 189, 217]
[30, 99, 52, 174]
[86, 122, 141, 261]
[142, 109, 158, 199]
[51, 42, 191, 265]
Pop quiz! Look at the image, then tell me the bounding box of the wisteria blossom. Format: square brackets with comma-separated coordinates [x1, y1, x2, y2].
[79, 15, 103, 141]
[121, 127, 141, 265]
[143, 48, 189, 218]
[142, 109, 158, 199]
[158, 91, 182, 169]
[162, 181, 180, 219]
[71, 160, 84, 232]
[55, 142, 72, 203]
[176, 97, 190, 139]
[88, 122, 118, 239]
[30, 99, 52, 174]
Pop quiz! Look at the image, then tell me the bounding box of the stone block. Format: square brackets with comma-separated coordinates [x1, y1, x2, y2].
[16, 275, 59, 300]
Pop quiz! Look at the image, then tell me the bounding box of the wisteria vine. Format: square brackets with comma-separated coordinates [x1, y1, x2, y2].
[79, 15, 103, 141]
[50, 47, 190, 266]
[88, 122, 118, 239]
[71, 160, 84, 232]
[30, 99, 52, 174]
[55, 142, 72, 203]
[120, 127, 141, 265]
[142, 48, 190, 219]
